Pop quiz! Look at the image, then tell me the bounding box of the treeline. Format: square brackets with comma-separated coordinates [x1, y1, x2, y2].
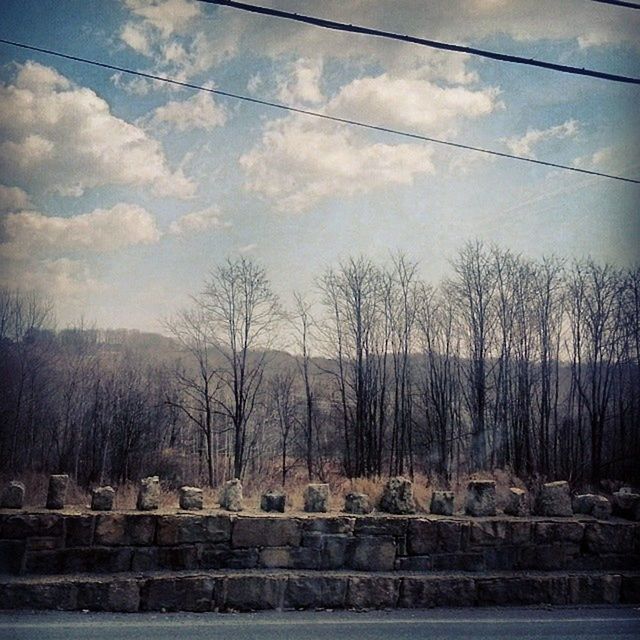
[1, 242, 638, 488]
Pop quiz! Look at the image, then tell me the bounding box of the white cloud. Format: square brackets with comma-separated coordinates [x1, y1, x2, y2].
[0, 203, 161, 259]
[0, 185, 30, 212]
[168, 206, 231, 235]
[277, 58, 325, 105]
[326, 73, 501, 136]
[150, 92, 227, 131]
[240, 116, 434, 213]
[503, 120, 579, 158]
[238, 243, 258, 254]
[0, 62, 195, 198]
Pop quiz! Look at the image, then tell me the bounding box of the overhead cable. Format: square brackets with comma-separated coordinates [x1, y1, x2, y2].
[198, 0, 640, 85]
[589, 0, 640, 9]
[0, 38, 637, 185]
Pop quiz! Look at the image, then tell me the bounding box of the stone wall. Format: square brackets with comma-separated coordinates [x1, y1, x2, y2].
[1, 510, 639, 611]
[1, 511, 638, 575]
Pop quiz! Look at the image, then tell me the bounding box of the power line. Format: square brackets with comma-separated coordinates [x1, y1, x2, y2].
[0, 38, 638, 186]
[589, 0, 640, 9]
[199, 0, 640, 85]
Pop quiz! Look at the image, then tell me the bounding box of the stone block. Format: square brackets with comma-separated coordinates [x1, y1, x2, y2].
[348, 535, 396, 571]
[0, 540, 25, 574]
[621, 575, 640, 603]
[232, 517, 301, 548]
[91, 486, 115, 511]
[65, 515, 95, 547]
[304, 484, 330, 512]
[465, 480, 496, 517]
[94, 514, 155, 546]
[437, 519, 470, 552]
[536, 481, 573, 517]
[1, 481, 25, 509]
[347, 576, 398, 609]
[505, 520, 532, 545]
[320, 534, 350, 569]
[284, 576, 348, 610]
[407, 518, 437, 555]
[76, 579, 140, 612]
[225, 575, 285, 611]
[379, 477, 415, 514]
[260, 490, 286, 513]
[535, 521, 584, 544]
[157, 546, 199, 570]
[573, 493, 611, 520]
[303, 516, 355, 535]
[131, 548, 159, 571]
[430, 490, 455, 516]
[143, 576, 215, 612]
[432, 552, 485, 571]
[179, 486, 203, 510]
[0, 514, 63, 539]
[568, 574, 621, 604]
[136, 476, 160, 511]
[344, 492, 372, 514]
[612, 491, 640, 521]
[504, 488, 529, 517]
[518, 543, 579, 570]
[469, 520, 508, 546]
[483, 546, 519, 570]
[395, 555, 432, 571]
[199, 545, 258, 570]
[354, 516, 407, 537]
[61, 547, 132, 574]
[157, 514, 231, 545]
[46, 475, 69, 510]
[583, 522, 635, 555]
[399, 577, 476, 608]
[0, 581, 78, 610]
[219, 479, 243, 511]
[476, 576, 568, 606]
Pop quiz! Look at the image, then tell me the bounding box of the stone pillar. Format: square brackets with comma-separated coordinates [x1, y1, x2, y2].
[0, 480, 25, 509]
[573, 493, 611, 520]
[536, 480, 573, 517]
[220, 479, 243, 511]
[136, 476, 160, 511]
[430, 490, 455, 516]
[379, 477, 416, 514]
[260, 490, 286, 513]
[46, 474, 69, 510]
[504, 487, 529, 517]
[612, 490, 640, 521]
[179, 486, 204, 510]
[91, 486, 115, 511]
[344, 491, 372, 514]
[465, 480, 497, 516]
[304, 483, 330, 513]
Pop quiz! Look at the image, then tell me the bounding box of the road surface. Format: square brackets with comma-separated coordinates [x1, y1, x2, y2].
[1, 606, 639, 639]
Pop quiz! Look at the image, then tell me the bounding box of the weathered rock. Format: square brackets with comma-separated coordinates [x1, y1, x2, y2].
[232, 517, 301, 548]
[612, 491, 640, 521]
[430, 490, 455, 516]
[1, 481, 25, 509]
[504, 487, 529, 517]
[304, 484, 330, 513]
[465, 480, 496, 517]
[260, 490, 286, 513]
[136, 476, 160, 511]
[536, 481, 573, 517]
[344, 492, 372, 514]
[619, 487, 634, 495]
[46, 475, 69, 510]
[179, 486, 203, 510]
[348, 536, 396, 571]
[91, 486, 115, 511]
[573, 494, 611, 520]
[219, 479, 243, 511]
[379, 477, 416, 515]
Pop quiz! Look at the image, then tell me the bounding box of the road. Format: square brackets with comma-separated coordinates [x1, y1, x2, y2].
[0, 607, 639, 640]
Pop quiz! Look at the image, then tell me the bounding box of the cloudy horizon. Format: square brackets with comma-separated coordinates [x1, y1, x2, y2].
[0, 0, 638, 331]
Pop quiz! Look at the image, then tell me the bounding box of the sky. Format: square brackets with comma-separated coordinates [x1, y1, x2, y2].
[0, 0, 638, 331]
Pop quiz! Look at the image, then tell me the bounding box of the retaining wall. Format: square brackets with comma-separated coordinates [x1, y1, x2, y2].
[1, 510, 639, 611]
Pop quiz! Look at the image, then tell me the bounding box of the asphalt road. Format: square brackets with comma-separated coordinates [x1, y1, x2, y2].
[1, 607, 639, 640]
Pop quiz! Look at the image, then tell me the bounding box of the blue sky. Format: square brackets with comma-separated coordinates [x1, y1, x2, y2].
[0, 0, 638, 330]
